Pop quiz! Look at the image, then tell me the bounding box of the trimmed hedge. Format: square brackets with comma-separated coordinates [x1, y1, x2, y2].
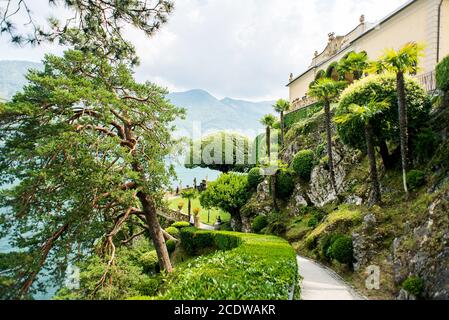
[330, 235, 353, 264]
[171, 221, 191, 229]
[284, 103, 322, 130]
[165, 226, 180, 238]
[166, 239, 176, 254]
[436, 55, 449, 92]
[292, 150, 315, 181]
[159, 228, 298, 300]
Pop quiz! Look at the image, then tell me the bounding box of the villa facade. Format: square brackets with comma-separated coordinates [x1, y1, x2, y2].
[287, 0, 449, 113]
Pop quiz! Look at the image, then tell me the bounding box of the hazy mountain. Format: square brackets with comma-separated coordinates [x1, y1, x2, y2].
[0, 60, 42, 100]
[0, 61, 275, 136]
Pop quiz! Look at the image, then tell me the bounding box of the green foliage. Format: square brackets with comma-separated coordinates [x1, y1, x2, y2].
[139, 251, 160, 273]
[336, 74, 431, 151]
[284, 103, 322, 130]
[307, 216, 319, 228]
[308, 78, 347, 103]
[406, 170, 426, 191]
[165, 239, 177, 254]
[179, 227, 241, 256]
[55, 239, 161, 300]
[319, 234, 343, 261]
[275, 170, 295, 200]
[436, 55, 449, 92]
[158, 229, 298, 300]
[185, 132, 253, 173]
[252, 215, 268, 233]
[266, 211, 289, 235]
[0, 50, 183, 298]
[247, 167, 265, 189]
[292, 150, 315, 180]
[402, 276, 424, 297]
[413, 128, 439, 163]
[371, 42, 425, 75]
[330, 235, 353, 264]
[171, 221, 191, 229]
[199, 173, 250, 217]
[260, 114, 277, 128]
[165, 226, 180, 239]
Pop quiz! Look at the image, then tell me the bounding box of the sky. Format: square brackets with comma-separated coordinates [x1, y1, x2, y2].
[0, 0, 409, 101]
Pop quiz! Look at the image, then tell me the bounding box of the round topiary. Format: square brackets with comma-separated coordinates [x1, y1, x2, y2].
[436, 55, 449, 92]
[139, 251, 159, 273]
[171, 221, 190, 229]
[330, 235, 353, 264]
[165, 226, 180, 239]
[406, 170, 426, 191]
[165, 239, 177, 254]
[402, 276, 424, 297]
[336, 74, 431, 151]
[248, 167, 265, 189]
[275, 170, 295, 200]
[292, 150, 315, 180]
[252, 215, 268, 233]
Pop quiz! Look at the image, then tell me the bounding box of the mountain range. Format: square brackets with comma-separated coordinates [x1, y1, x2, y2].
[0, 60, 275, 136]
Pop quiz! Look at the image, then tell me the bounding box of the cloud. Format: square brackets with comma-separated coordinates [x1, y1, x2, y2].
[0, 0, 408, 100]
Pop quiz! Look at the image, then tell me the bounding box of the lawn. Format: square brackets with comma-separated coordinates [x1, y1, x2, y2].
[167, 196, 230, 225]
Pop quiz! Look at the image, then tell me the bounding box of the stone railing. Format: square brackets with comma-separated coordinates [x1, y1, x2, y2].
[289, 96, 318, 114]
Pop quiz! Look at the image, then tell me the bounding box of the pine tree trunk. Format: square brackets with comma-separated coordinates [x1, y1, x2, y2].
[137, 191, 173, 273]
[280, 111, 285, 147]
[397, 72, 409, 194]
[324, 101, 337, 193]
[365, 122, 381, 204]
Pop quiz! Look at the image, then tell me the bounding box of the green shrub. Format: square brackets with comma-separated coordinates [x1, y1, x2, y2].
[320, 234, 343, 261]
[136, 277, 160, 296]
[252, 215, 268, 233]
[165, 226, 180, 238]
[139, 251, 159, 273]
[275, 170, 295, 200]
[166, 239, 176, 254]
[292, 150, 315, 180]
[402, 276, 424, 297]
[406, 170, 426, 191]
[284, 103, 322, 130]
[247, 167, 265, 189]
[307, 216, 319, 228]
[336, 74, 431, 151]
[180, 227, 215, 255]
[330, 235, 353, 264]
[171, 221, 190, 229]
[413, 128, 438, 162]
[266, 211, 289, 235]
[436, 55, 449, 92]
[158, 229, 298, 300]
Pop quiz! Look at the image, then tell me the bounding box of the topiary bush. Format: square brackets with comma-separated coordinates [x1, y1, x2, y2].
[402, 276, 424, 297]
[436, 55, 449, 92]
[166, 239, 177, 254]
[292, 150, 315, 181]
[330, 235, 353, 264]
[247, 167, 264, 189]
[275, 170, 295, 200]
[406, 170, 426, 191]
[165, 226, 180, 239]
[171, 221, 190, 229]
[319, 234, 343, 261]
[336, 74, 431, 153]
[139, 251, 159, 273]
[252, 215, 268, 233]
[179, 227, 215, 255]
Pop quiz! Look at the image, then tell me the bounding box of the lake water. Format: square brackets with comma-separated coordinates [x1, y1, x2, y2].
[0, 166, 220, 300]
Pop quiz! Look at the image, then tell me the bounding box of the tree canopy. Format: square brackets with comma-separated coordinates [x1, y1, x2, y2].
[0, 49, 183, 298]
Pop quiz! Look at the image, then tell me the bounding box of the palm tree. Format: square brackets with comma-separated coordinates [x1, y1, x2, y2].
[308, 78, 346, 194]
[337, 51, 369, 83]
[273, 99, 291, 147]
[370, 42, 424, 194]
[260, 114, 277, 161]
[335, 98, 389, 204]
[181, 189, 196, 218]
